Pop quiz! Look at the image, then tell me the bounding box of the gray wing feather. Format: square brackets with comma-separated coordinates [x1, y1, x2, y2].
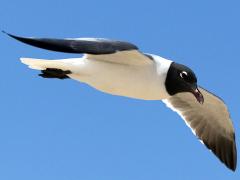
[4, 32, 138, 54]
[163, 87, 237, 171]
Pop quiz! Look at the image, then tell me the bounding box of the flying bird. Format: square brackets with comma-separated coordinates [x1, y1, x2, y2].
[4, 31, 237, 171]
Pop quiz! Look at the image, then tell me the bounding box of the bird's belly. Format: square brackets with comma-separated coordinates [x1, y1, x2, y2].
[68, 60, 170, 100]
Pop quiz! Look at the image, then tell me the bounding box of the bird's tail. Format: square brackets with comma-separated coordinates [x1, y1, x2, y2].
[20, 58, 74, 79]
[20, 58, 71, 70]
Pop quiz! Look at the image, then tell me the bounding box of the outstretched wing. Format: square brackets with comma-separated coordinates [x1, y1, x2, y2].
[5, 32, 153, 66]
[163, 87, 237, 171]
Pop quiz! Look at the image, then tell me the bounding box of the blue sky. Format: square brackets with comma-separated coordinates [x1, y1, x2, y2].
[1, 0, 240, 179]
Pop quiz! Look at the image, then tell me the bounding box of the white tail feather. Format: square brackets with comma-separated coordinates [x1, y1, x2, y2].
[20, 58, 73, 71]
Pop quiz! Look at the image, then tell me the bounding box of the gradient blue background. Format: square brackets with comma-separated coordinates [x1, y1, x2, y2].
[1, 0, 239, 179]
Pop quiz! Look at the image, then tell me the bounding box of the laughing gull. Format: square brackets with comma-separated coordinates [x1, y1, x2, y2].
[4, 32, 237, 171]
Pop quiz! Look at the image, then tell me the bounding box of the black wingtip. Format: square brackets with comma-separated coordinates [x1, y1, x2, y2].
[2, 31, 17, 39]
[2, 30, 11, 36]
[229, 164, 236, 172]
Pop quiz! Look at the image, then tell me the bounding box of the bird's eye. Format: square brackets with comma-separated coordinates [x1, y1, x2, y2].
[180, 71, 188, 79]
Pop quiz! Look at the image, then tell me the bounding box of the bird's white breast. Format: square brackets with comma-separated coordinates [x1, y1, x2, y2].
[69, 55, 172, 100]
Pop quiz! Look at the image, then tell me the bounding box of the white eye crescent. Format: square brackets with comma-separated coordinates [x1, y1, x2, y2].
[180, 71, 188, 78]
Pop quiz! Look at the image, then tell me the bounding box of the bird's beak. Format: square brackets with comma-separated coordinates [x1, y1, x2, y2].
[191, 86, 204, 104]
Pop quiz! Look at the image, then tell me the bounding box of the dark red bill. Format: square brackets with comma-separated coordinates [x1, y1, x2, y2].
[192, 87, 204, 104]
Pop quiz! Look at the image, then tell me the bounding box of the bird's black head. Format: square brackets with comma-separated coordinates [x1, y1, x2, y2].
[165, 62, 204, 104]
